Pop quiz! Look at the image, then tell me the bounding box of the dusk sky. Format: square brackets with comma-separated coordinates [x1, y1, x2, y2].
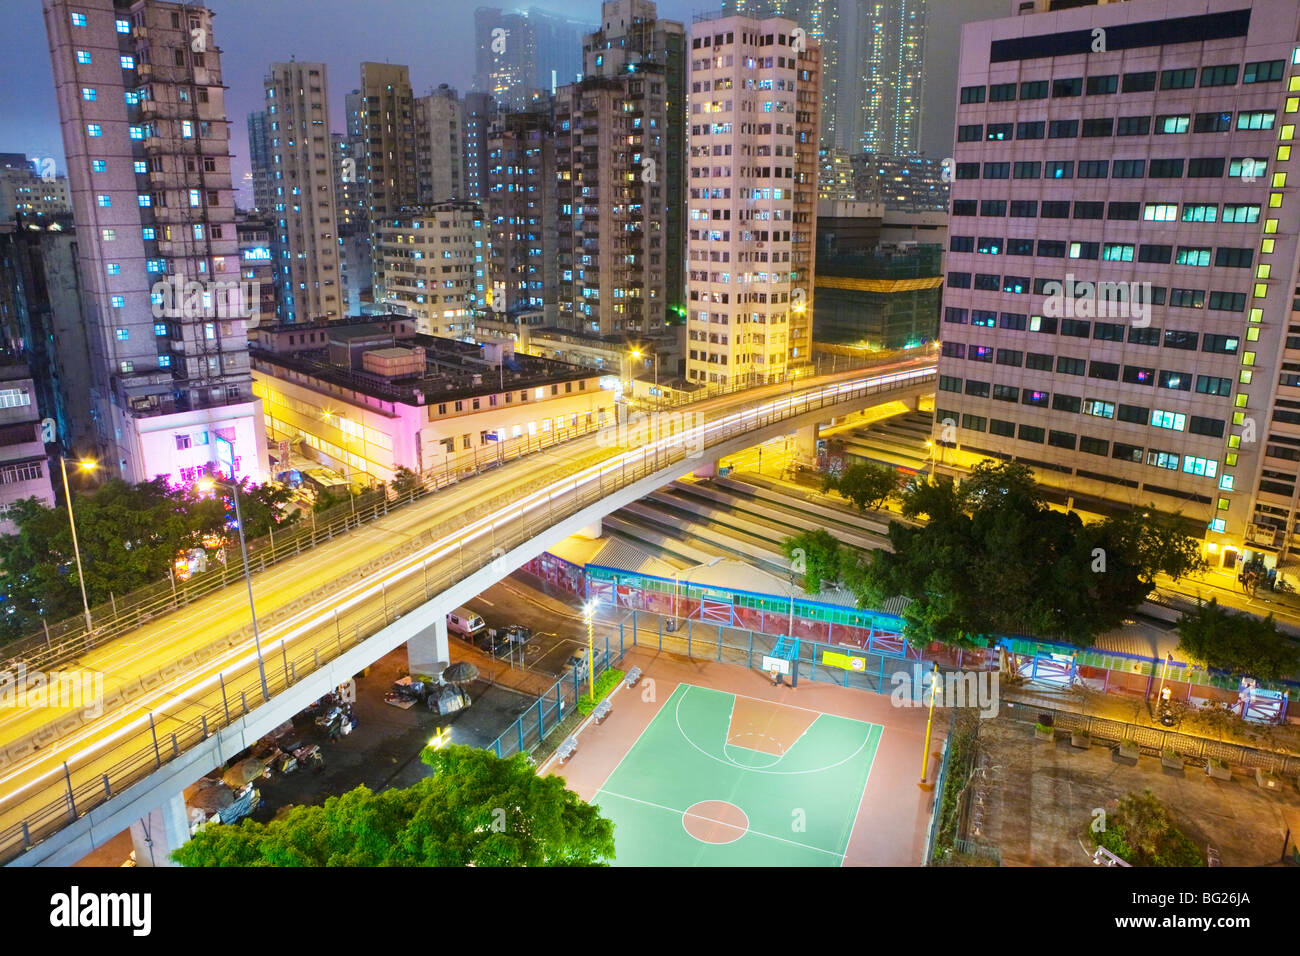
[3, 0, 1006, 205]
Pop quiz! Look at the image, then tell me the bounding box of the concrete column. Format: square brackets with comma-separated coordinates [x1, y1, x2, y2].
[129, 791, 189, 867]
[407, 615, 449, 681]
[794, 424, 819, 466]
[692, 459, 718, 479]
[574, 519, 602, 540]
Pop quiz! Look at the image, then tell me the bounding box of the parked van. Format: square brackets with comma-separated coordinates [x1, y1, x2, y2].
[447, 607, 486, 639]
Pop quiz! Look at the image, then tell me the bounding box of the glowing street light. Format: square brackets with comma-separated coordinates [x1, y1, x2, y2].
[59, 456, 97, 632]
[197, 474, 270, 701]
[583, 600, 597, 701]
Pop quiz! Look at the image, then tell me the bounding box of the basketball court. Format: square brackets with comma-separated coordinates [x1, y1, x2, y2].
[550, 649, 939, 866]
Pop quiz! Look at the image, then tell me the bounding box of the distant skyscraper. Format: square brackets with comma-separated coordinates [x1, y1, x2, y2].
[721, 0, 840, 151]
[487, 103, 557, 320]
[685, 12, 821, 388]
[462, 91, 496, 203]
[360, 62, 417, 305]
[44, 0, 266, 483]
[247, 109, 272, 213]
[474, 6, 595, 110]
[855, 0, 927, 155]
[415, 84, 464, 203]
[264, 61, 342, 323]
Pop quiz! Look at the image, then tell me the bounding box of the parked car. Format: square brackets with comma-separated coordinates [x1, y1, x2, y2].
[447, 606, 486, 640]
[565, 648, 589, 681]
[475, 628, 512, 658]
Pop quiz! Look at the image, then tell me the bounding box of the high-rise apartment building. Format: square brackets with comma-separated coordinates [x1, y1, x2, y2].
[374, 201, 487, 336]
[685, 13, 821, 388]
[247, 109, 272, 214]
[462, 91, 497, 203]
[939, 0, 1300, 564]
[487, 103, 558, 321]
[415, 84, 464, 203]
[856, 0, 927, 156]
[853, 152, 948, 213]
[360, 62, 417, 306]
[44, 0, 266, 483]
[555, 0, 684, 336]
[721, 0, 840, 152]
[264, 61, 341, 323]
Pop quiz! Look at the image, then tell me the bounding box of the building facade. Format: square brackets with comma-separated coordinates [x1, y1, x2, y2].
[685, 13, 821, 388]
[938, 0, 1300, 565]
[487, 104, 558, 322]
[374, 201, 487, 337]
[263, 61, 342, 323]
[0, 162, 72, 224]
[415, 84, 465, 204]
[360, 62, 417, 306]
[462, 91, 497, 204]
[855, 0, 928, 156]
[246, 108, 272, 214]
[44, 0, 266, 483]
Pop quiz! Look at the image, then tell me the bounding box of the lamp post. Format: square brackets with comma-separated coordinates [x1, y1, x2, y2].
[584, 600, 596, 702]
[198, 475, 270, 701]
[630, 348, 659, 411]
[59, 456, 96, 632]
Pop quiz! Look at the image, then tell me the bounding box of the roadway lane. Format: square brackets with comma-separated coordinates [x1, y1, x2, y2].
[0, 360, 936, 859]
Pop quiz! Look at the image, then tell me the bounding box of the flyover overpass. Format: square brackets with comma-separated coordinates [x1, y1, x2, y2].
[0, 359, 935, 865]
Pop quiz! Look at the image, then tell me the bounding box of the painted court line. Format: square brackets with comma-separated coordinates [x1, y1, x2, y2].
[836, 723, 885, 867]
[596, 789, 846, 861]
[674, 685, 875, 776]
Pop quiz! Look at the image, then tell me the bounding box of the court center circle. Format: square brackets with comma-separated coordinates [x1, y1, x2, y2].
[682, 800, 749, 844]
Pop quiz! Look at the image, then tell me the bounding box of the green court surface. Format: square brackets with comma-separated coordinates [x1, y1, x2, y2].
[595, 683, 882, 866]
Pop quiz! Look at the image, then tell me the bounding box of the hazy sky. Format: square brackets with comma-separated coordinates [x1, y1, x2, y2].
[3, 0, 1006, 204]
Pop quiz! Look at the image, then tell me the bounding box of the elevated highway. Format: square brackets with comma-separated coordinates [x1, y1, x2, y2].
[0, 359, 935, 865]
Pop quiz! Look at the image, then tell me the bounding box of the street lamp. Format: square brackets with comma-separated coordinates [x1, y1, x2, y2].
[59, 456, 97, 632]
[197, 475, 270, 701]
[630, 348, 659, 411]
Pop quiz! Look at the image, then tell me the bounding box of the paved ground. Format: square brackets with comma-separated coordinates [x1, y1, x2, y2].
[973, 716, 1300, 867]
[544, 647, 941, 866]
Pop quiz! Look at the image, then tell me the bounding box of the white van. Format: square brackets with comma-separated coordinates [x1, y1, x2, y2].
[447, 607, 486, 639]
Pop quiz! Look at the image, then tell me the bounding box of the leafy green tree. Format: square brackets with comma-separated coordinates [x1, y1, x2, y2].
[1093, 790, 1203, 867]
[228, 479, 300, 539]
[391, 466, 423, 498]
[172, 744, 615, 866]
[821, 461, 900, 513]
[840, 461, 1204, 649]
[781, 529, 841, 594]
[312, 487, 353, 514]
[1175, 598, 1299, 680]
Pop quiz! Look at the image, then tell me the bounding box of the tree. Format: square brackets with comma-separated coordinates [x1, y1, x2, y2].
[1175, 598, 1299, 680]
[1093, 790, 1203, 867]
[172, 744, 616, 866]
[312, 487, 353, 514]
[840, 461, 1205, 649]
[781, 529, 841, 594]
[391, 466, 423, 498]
[821, 461, 900, 513]
[229, 479, 300, 539]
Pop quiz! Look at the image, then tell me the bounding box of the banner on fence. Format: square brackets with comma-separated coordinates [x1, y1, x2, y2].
[822, 650, 867, 672]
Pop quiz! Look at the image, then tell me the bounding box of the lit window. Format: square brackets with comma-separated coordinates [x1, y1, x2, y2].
[182, 120, 194, 138]
[157, 355, 171, 367]
[91, 159, 106, 172]
[120, 55, 135, 70]
[96, 194, 111, 207]
[137, 194, 151, 207]
[188, 189, 201, 206]
[142, 227, 155, 240]
[154, 323, 167, 336]
[86, 123, 101, 137]
[101, 228, 115, 240]
[134, 160, 147, 174]
[71, 12, 87, 26]
[115, 18, 130, 33]
[76, 50, 91, 64]
[128, 126, 143, 140]
[106, 263, 120, 275]
[115, 328, 129, 341]
[110, 295, 125, 308]
[81, 87, 96, 101]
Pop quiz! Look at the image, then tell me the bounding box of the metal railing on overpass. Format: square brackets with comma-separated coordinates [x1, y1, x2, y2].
[0, 363, 934, 865]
